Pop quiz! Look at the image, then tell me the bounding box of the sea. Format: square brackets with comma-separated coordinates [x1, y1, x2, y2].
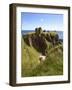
[21, 30, 63, 40]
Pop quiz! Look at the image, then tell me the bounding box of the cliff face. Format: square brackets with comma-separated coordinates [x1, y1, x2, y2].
[22, 28, 61, 55]
[21, 28, 63, 77]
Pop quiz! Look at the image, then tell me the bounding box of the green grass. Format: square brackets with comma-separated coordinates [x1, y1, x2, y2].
[21, 31, 63, 77]
[21, 37, 40, 77]
[29, 45, 63, 76]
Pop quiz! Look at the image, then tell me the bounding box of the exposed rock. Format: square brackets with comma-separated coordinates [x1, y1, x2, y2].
[23, 27, 61, 55]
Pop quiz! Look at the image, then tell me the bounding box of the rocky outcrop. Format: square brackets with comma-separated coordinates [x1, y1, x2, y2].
[23, 27, 61, 55]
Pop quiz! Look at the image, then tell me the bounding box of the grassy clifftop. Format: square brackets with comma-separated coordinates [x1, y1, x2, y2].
[21, 27, 63, 77]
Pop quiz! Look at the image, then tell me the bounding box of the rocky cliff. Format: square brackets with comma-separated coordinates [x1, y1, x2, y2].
[22, 27, 62, 55]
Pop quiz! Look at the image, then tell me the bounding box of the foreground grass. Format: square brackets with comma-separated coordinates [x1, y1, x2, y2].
[21, 37, 40, 77]
[21, 37, 63, 77]
[30, 47, 63, 76]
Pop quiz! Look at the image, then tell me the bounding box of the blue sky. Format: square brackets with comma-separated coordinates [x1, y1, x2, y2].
[21, 12, 63, 31]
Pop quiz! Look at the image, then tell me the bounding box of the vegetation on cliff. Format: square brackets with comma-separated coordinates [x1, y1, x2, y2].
[21, 27, 63, 77]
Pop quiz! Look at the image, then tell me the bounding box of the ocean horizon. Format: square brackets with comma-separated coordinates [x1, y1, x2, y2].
[21, 30, 63, 39]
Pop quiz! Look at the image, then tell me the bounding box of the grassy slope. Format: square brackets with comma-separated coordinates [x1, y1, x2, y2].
[21, 37, 40, 77]
[31, 46, 63, 76]
[21, 34, 63, 77]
